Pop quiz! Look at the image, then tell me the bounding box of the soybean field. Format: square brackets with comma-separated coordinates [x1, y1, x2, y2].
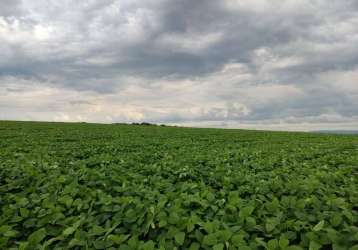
[0, 121, 357, 250]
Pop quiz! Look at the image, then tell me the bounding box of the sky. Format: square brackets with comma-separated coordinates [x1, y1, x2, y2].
[1, 0, 358, 131]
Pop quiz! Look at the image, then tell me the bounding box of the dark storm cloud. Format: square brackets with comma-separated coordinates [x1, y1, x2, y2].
[1, 0, 358, 129]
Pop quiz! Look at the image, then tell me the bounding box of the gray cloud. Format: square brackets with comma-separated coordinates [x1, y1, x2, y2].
[0, 0, 358, 130]
[0, 0, 23, 17]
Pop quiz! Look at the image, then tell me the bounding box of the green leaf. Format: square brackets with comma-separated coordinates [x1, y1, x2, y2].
[168, 212, 180, 224]
[239, 206, 255, 219]
[69, 238, 86, 247]
[330, 214, 342, 227]
[17, 197, 29, 206]
[287, 246, 304, 250]
[213, 243, 224, 250]
[91, 225, 106, 236]
[267, 239, 278, 250]
[63, 227, 76, 236]
[28, 228, 47, 246]
[18, 242, 28, 250]
[203, 234, 217, 246]
[93, 239, 110, 249]
[159, 219, 167, 227]
[313, 221, 325, 232]
[203, 221, 214, 233]
[0, 224, 16, 238]
[142, 240, 155, 250]
[232, 234, 245, 246]
[0, 225, 12, 235]
[266, 218, 279, 232]
[309, 241, 321, 250]
[58, 195, 73, 208]
[189, 242, 200, 250]
[187, 222, 195, 232]
[20, 208, 29, 218]
[246, 217, 256, 227]
[222, 230, 233, 242]
[342, 210, 353, 223]
[279, 236, 289, 249]
[239, 246, 252, 250]
[118, 244, 131, 250]
[256, 237, 267, 248]
[3, 230, 17, 237]
[42, 236, 64, 249]
[108, 234, 130, 245]
[128, 236, 139, 248]
[174, 232, 185, 245]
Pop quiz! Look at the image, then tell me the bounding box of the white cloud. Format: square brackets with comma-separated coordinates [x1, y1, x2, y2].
[1, 0, 358, 131]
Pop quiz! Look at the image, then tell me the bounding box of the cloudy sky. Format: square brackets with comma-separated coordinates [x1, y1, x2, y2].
[1, 0, 358, 131]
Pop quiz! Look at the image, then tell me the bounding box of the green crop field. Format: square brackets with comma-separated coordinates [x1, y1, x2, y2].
[0, 121, 357, 250]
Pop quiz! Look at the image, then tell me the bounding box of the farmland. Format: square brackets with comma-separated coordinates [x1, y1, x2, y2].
[0, 121, 357, 250]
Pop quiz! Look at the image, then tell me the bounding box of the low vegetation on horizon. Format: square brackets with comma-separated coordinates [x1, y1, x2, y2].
[0, 121, 357, 249]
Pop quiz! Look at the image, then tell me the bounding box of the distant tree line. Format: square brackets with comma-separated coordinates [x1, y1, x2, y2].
[112, 122, 167, 127]
[133, 122, 169, 127]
